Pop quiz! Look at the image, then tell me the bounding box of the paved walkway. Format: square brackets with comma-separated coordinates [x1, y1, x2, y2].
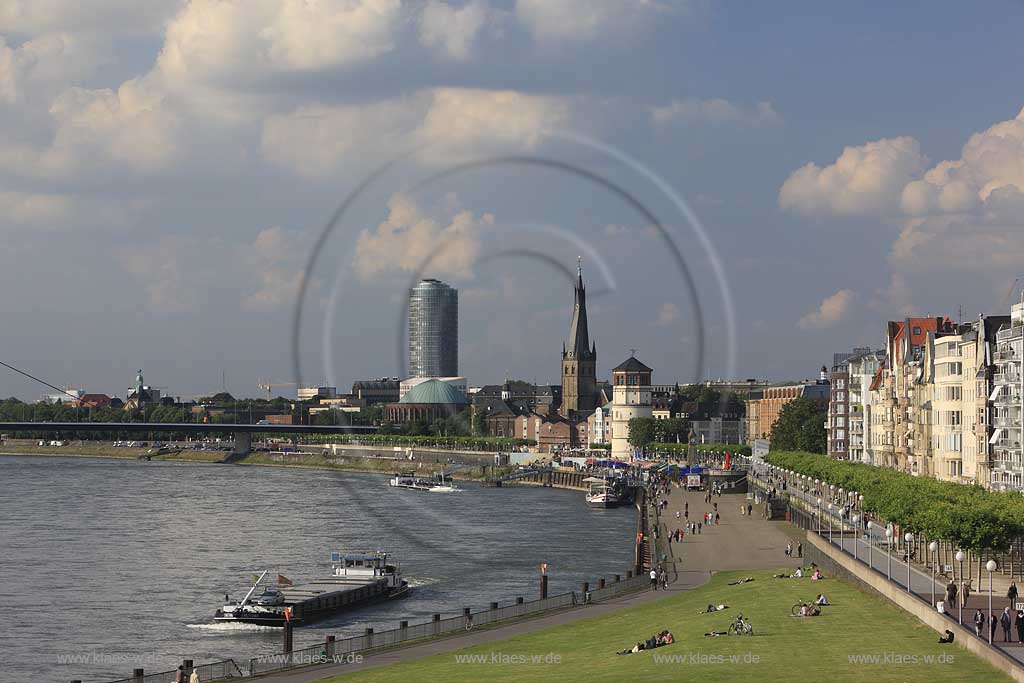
[257, 484, 796, 681]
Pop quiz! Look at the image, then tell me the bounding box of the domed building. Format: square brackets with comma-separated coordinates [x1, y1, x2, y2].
[384, 379, 469, 424]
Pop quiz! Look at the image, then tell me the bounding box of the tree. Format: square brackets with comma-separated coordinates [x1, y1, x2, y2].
[627, 417, 657, 450]
[770, 398, 827, 454]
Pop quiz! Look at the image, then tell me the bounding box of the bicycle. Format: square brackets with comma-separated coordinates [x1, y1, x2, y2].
[728, 613, 754, 636]
[791, 602, 806, 616]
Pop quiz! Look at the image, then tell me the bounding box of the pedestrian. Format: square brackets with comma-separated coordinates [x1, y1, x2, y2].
[785, 542, 793, 558]
[1017, 610, 1024, 643]
[974, 609, 986, 637]
[945, 580, 958, 610]
[650, 568, 658, 590]
[698, 522, 702, 534]
[715, 512, 720, 525]
[1009, 581, 1019, 610]
[175, 666, 185, 683]
[189, 669, 200, 683]
[661, 568, 669, 590]
[1002, 607, 1013, 642]
[797, 542, 803, 559]
[991, 612, 999, 642]
[747, 503, 752, 516]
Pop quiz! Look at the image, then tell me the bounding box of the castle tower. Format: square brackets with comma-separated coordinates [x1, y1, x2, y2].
[561, 259, 597, 417]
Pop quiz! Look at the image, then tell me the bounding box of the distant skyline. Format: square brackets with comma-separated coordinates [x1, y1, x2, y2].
[2, 2, 1024, 400]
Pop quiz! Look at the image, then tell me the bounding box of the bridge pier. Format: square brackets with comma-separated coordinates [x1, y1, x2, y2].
[232, 431, 252, 457]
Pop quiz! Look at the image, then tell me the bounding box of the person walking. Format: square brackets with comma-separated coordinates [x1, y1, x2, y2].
[785, 542, 793, 558]
[650, 568, 658, 590]
[698, 522, 702, 534]
[747, 503, 752, 516]
[991, 612, 999, 642]
[1002, 607, 1013, 642]
[945, 580, 958, 611]
[175, 666, 185, 683]
[1009, 581, 1019, 611]
[189, 669, 201, 683]
[715, 512, 720, 525]
[797, 542, 803, 559]
[1017, 609, 1024, 643]
[974, 609, 985, 637]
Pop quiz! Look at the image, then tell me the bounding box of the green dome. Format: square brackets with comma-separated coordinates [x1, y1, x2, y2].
[399, 380, 467, 405]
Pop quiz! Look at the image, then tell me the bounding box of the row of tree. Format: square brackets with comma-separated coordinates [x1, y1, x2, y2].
[765, 451, 1024, 552]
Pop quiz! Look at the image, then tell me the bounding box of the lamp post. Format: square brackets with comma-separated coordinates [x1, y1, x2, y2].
[828, 503, 834, 544]
[885, 528, 893, 580]
[816, 497, 822, 535]
[867, 521, 874, 570]
[929, 541, 938, 607]
[987, 559, 998, 644]
[852, 515, 861, 561]
[956, 550, 966, 626]
[904, 532, 914, 592]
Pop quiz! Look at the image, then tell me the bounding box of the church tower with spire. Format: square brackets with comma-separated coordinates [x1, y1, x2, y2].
[561, 258, 597, 417]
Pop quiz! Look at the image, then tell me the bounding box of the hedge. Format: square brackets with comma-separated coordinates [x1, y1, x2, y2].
[765, 451, 1024, 551]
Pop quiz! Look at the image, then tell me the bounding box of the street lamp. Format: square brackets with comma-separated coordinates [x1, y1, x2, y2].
[816, 497, 822, 535]
[904, 532, 914, 592]
[929, 541, 938, 607]
[852, 514, 861, 561]
[987, 559, 998, 644]
[828, 503, 834, 544]
[885, 528, 893, 580]
[956, 550, 966, 625]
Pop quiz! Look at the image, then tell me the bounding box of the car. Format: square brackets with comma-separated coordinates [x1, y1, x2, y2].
[256, 589, 285, 606]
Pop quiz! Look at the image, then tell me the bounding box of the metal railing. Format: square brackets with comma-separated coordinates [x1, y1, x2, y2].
[249, 592, 578, 675]
[105, 659, 245, 683]
[586, 573, 650, 602]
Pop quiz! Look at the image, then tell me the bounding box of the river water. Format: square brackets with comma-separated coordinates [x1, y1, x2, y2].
[1, 456, 635, 683]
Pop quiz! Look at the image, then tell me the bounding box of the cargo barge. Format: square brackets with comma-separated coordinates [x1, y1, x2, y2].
[214, 551, 410, 627]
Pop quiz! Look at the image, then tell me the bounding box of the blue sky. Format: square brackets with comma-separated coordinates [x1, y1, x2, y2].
[1, 1, 1023, 400]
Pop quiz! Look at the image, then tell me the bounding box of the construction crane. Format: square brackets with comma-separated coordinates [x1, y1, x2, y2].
[1003, 277, 1021, 308]
[257, 379, 297, 401]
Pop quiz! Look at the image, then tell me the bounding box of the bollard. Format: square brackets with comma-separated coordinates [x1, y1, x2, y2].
[433, 613, 441, 635]
[615, 574, 621, 583]
[283, 622, 294, 653]
[400, 620, 409, 629]
[490, 602, 499, 610]
[540, 574, 548, 600]
[516, 597, 524, 604]
[598, 578, 606, 589]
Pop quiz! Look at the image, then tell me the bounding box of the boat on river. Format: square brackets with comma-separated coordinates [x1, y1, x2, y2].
[584, 477, 622, 508]
[214, 552, 410, 627]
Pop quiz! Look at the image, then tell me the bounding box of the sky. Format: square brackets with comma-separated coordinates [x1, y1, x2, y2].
[2, 0, 1024, 400]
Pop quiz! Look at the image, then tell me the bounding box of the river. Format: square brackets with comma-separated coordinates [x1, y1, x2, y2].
[1, 455, 635, 682]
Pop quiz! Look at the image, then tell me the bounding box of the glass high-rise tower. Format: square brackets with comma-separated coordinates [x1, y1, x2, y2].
[408, 278, 458, 377]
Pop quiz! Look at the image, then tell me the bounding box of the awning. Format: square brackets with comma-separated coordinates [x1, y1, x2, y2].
[990, 428, 1004, 445]
[990, 385, 1003, 402]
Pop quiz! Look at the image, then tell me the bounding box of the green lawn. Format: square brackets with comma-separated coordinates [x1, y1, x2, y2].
[318, 569, 1011, 683]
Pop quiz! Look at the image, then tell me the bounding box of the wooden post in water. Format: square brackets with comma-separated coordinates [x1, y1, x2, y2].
[132, 669, 143, 682]
[540, 574, 548, 599]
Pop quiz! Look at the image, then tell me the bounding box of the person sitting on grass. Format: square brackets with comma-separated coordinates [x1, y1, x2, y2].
[938, 630, 955, 644]
[815, 594, 829, 606]
[617, 641, 646, 655]
[792, 567, 804, 578]
[728, 577, 755, 585]
[658, 630, 675, 645]
[811, 568, 823, 580]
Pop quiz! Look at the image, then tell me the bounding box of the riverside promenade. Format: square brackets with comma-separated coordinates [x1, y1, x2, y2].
[257, 483, 796, 682]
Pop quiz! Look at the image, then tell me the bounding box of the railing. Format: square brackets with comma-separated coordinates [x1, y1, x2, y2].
[105, 659, 245, 683]
[249, 593, 578, 675]
[587, 573, 651, 602]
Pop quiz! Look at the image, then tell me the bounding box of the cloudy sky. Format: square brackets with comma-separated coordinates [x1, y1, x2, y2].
[1, 1, 1022, 400]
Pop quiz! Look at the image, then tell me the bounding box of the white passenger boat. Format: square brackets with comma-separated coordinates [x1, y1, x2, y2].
[584, 477, 621, 508]
[388, 473, 433, 491]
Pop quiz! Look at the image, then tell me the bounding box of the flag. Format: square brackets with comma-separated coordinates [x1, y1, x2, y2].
[278, 574, 293, 587]
[541, 563, 548, 575]
[724, 451, 731, 470]
[284, 607, 292, 622]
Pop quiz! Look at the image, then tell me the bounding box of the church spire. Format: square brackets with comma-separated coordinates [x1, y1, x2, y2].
[566, 257, 591, 359]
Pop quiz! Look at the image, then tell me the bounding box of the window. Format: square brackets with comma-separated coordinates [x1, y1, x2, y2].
[913, 326, 921, 336]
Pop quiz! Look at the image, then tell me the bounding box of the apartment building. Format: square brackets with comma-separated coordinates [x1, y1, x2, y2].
[992, 302, 1024, 491]
[845, 350, 884, 464]
[828, 348, 872, 460]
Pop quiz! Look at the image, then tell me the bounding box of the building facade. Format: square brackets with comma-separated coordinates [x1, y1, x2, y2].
[408, 279, 458, 378]
[753, 380, 830, 443]
[992, 303, 1024, 490]
[610, 356, 653, 459]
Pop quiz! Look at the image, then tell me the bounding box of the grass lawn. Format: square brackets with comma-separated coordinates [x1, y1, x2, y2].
[317, 569, 1011, 683]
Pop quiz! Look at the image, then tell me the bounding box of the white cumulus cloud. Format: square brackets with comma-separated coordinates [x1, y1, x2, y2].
[651, 98, 780, 126]
[353, 193, 494, 281]
[515, 0, 684, 42]
[418, 1, 491, 60]
[779, 136, 928, 216]
[798, 289, 856, 330]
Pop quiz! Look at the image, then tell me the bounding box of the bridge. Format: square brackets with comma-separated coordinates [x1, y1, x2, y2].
[0, 422, 377, 457]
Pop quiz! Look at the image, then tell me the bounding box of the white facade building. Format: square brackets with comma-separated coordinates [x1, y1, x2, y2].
[610, 356, 653, 460]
